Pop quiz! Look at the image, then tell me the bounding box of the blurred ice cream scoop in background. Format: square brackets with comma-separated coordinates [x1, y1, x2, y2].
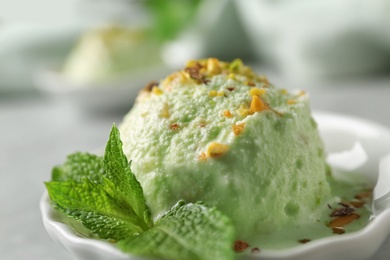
[62, 25, 163, 84]
[1, 0, 390, 103]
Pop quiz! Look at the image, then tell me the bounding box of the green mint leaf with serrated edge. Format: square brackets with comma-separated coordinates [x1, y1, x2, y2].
[118, 201, 235, 260]
[45, 124, 236, 260]
[103, 124, 152, 229]
[51, 152, 104, 183]
[45, 178, 145, 239]
[46, 124, 153, 239]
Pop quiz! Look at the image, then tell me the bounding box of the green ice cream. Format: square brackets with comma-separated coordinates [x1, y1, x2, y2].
[119, 58, 332, 244]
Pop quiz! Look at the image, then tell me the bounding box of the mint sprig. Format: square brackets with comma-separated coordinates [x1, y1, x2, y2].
[118, 201, 235, 260]
[51, 152, 104, 183]
[46, 179, 146, 239]
[45, 125, 235, 260]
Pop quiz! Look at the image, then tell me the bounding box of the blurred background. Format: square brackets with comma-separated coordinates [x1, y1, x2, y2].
[1, 0, 390, 259]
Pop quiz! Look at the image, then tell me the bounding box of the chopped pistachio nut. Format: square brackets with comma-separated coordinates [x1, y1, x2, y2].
[223, 110, 233, 118]
[207, 58, 222, 74]
[144, 81, 159, 92]
[161, 58, 262, 90]
[160, 103, 170, 118]
[258, 75, 270, 85]
[232, 123, 245, 136]
[249, 87, 266, 97]
[178, 70, 197, 85]
[245, 81, 256, 87]
[229, 58, 243, 73]
[238, 104, 254, 117]
[250, 96, 268, 112]
[152, 86, 163, 95]
[170, 123, 179, 130]
[327, 214, 360, 228]
[209, 91, 217, 97]
[206, 142, 230, 158]
[233, 240, 250, 253]
[228, 73, 236, 80]
[198, 152, 207, 161]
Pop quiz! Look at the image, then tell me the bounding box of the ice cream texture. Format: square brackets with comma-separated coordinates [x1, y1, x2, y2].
[119, 58, 333, 244]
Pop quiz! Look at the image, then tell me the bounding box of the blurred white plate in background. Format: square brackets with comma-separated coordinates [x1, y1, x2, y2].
[34, 65, 170, 113]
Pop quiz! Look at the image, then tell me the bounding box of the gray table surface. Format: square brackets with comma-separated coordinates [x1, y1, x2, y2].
[1, 73, 390, 260]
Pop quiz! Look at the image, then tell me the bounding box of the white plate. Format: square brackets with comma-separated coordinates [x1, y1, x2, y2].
[35, 66, 171, 113]
[40, 112, 390, 260]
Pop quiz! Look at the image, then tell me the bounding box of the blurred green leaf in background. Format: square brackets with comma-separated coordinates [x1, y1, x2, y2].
[144, 0, 203, 42]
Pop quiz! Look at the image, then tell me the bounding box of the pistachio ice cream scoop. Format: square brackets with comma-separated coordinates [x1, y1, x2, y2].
[119, 58, 332, 244]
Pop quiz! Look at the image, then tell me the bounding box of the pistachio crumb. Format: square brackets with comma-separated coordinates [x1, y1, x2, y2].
[232, 123, 245, 136]
[207, 142, 230, 158]
[184, 63, 209, 84]
[152, 86, 163, 95]
[233, 240, 249, 253]
[208, 91, 217, 97]
[238, 105, 254, 117]
[169, 123, 179, 130]
[250, 96, 268, 112]
[144, 81, 159, 92]
[350, 201, 365, 208]
[355, 191, 372, 200]
[249, 87, 266, 96]
[207, 58, 221, 74]
[160, 103, 170, 118]
[251, 247, 261, 254]
[246, 81, 256, 87]
[228, 73, 236, 80]
[258, 75, 269, 85]
[223, 110, 232, 118]
[330, 206, 355, 217]
[327, 213, 360, 228]
[332, 227, 345, 234]
[229, 59, 243, 73]
[198, 152, 207, 161]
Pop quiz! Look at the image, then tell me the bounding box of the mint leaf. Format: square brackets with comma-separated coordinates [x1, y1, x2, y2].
[118, 201, 235, 260]
[46, 125, 236, 260]
[52, 152, 104, 183]
[46, 125, 153, 239]
[45, 178, 145, 239]
[103, 124, 153, 229]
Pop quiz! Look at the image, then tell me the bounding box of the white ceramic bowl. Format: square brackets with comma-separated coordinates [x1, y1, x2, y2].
[40, 112, 390, 260]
